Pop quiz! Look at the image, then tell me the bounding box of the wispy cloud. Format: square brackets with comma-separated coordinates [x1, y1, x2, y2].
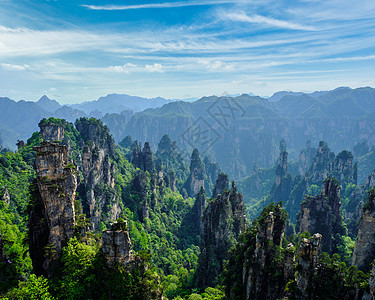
[222, 11, 316, 31]
[145, 63, 164, 72]
[82, 0, 234, 11]
[0, 63, 30, 71]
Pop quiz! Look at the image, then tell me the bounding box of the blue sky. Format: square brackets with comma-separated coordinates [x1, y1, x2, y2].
[0, 0, 375, 104]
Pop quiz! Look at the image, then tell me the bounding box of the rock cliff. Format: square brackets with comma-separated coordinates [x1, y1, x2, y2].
[212, 173, 229, 198]
[352, 188, 375, 272]
[30, 141, 77, 277]
[295, 233, 322, 298]
[297, 177, 345, 254]
[102, 220, 133, 268]
[185, 149, 205, 197]
[197, 181, 246, 287]
[75, 118, 119, 230]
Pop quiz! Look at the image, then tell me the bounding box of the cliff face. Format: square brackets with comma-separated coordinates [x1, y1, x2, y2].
[298, 140, 315, 176]
[102, 220, 133, 268]
[75, 118, 119, 230]
[276, 151, 288, 186]
[295, 233, 322, 299]
[39, 122, 65, 142]
[352, 189, 375, 272]
[297, 178, 345, 254]
[30, 141, 77, 277]
[212, 173, 229, 198]
[186, 149, 205, 197]
[224, 203, 291, 300]
[308, 141, 335, 185]
[243, 204, 291, 300]
[131, 141, 155, 174]
[191, 187, 206, 236]
[197, 182, 246, 288]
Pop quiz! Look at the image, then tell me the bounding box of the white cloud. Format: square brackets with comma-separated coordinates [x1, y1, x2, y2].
[222, 11, 316, 31]
[145, 63, 164, 72]
[199, 59, 235, 71]
[0, 63, 29, 70]
[82, 0, 234, 11]
[108, 63, 137, 73]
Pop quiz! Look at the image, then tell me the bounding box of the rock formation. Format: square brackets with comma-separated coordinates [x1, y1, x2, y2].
[243, 204, 291, 299]
[297, 177, 345, 254]
[30, 141, 77, 277]
[224, 203, 292, 300]
[308, 141, 335, 185]
[102, 220, 133, 268]
[39, 120, 65, 142]
[298, 140, 315, 176]
[185, 149, 205, 197]
[352, 189, 375, 272]
[197, 181, 246, 287]
[191, 186, 206, 236]
[212, 173, 229, 198]
[276, 150, 288, 186]
[295, 233, 322, 299]
[75, 118, 119, 230]
[1, 188, 10, 205]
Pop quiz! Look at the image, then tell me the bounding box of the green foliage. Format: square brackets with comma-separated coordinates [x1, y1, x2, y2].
[4, 274, 55, 300]
[0, 201, 32, 293]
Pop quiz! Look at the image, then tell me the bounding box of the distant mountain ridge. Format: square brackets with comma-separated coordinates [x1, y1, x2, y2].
[69, 93, 172, 114]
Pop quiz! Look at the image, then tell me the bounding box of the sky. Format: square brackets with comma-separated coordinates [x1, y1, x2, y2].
[0, 0, 375, 104]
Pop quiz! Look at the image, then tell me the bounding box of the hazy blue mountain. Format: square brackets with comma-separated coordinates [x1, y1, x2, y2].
[122, 87, 375, 179]
[69, 93, 172, 114]
[36, 95, 62, 112]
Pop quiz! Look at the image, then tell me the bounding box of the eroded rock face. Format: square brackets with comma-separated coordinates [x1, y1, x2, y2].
[352, 190, 375, 272]
[212, 173, 229, 198]
[102, 221, 133, 268]
[298, 140, 315, 176]
[1, 188, 10, 205]
[295, 233, 322, 299]
[186, 149, 205, 197]
[191, 186, 207, 236]
[75, 118, 119, 230]
[197, 182, 246, 288]
[297, 178, 345, 253]
[131, 141, 155, 174]
[276, 151, 288, 186]
[40, 123, 65, 142]
[308, 141, 335, 185]
[244, 205, 290, 300]
[31, 141, 77, 277]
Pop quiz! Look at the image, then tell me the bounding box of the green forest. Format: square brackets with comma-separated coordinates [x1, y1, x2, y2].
[1, 116, 375, 299]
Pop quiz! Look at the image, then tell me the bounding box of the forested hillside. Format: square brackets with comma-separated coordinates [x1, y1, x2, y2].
[2, 113, 375, 299]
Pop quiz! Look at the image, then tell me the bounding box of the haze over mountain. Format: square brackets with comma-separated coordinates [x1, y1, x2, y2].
[1, 86, 375, 180]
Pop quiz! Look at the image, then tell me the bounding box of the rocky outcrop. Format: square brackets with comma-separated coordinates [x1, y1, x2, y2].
[224, 203, 292, 300]
[332, 150, 355, 187]
[298, 140, 315, 176]
[212, 173, 229, 198]
[30, 141, 77, 277]
[243, 204, 291, 299]
[352, 189, 375, 272]
[39, 120, 65, 142]
[131, 141, 155, 174]
[308, 141, 335, 185]
[197, 182, 246, 288]
[191, 186, 206, 236]
[295, 233, 322, 299]
[75, 118, 119, 230]
[185, 149, 205, 197]
[1, 188, 10, 205]
[297, 177, 345, 253]
[102, 220, 133, 268]
[276, 151, 288, 186]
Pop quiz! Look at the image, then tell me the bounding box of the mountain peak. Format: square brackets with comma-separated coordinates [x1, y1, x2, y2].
[36, 95, 61, 113]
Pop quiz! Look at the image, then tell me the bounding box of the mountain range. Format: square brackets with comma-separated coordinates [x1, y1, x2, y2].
[2, 86, 375, 181]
